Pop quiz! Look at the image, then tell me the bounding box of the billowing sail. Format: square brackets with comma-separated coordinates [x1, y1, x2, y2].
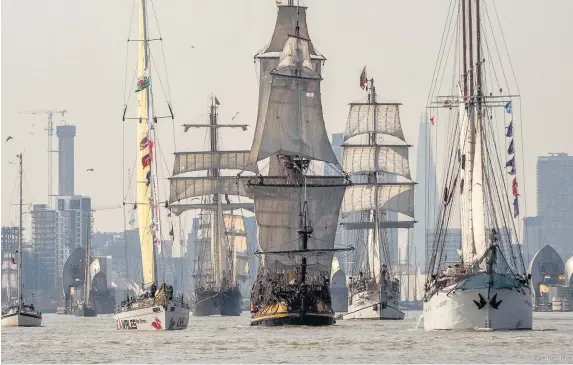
[173, 150, 257, 175]
[344, 103, 405, 142]
[249, 177, 346, 273]
[136, 0, 155, 286]
[342, 145, 411, 179]
[169, 176, 250, 203]
[248, 36, 337, 166]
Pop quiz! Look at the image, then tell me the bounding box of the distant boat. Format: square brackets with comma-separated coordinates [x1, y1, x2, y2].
[113, 0, 189, 331]
[75, 221, 96, 317]
[423, 0, 532, 330]
[1, 154, 43, 327]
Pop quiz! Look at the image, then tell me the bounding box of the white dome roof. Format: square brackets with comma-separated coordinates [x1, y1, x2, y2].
[565, 256, 573, 284]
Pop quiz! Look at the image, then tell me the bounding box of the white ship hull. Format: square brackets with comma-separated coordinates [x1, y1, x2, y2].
[1, 312, 42, 327]
[423, 284, 532, 330]
[114, 303, 189, 331]
[343, 289, 404, 320]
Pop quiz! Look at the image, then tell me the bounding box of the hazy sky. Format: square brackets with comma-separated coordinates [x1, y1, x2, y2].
[2, 0, 572, 234]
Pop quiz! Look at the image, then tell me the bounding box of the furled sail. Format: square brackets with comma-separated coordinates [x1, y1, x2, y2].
[135, 0, 155, 286]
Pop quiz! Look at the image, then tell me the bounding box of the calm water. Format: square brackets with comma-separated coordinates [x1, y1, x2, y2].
[2, 311, 572, 363]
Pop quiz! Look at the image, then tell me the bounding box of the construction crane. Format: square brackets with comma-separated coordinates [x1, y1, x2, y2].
[19, 109, 67, 208]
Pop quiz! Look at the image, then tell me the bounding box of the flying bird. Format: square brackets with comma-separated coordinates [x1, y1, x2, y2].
[86, 168, 94, 172]
[190, 45, 195, 48]
[6, 136, 13, 142]
[231, 112, 239, 121]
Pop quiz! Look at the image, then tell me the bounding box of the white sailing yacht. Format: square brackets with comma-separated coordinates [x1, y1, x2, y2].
[1, 154, 43, 327]
[423, 0, 532, 330]
[113, 0, 189, 331]
[341, 76, 416, 320]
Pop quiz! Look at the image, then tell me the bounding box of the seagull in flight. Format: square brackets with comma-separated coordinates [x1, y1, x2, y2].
[6, 136, 13, 142]
[86, 168, 94, 172]
[232, 112, 239, 121]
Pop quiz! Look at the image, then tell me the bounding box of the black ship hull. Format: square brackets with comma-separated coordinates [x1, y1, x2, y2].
[251, 311, 335, 326]
[220, 287, 242, 316]
[74, 306, 97, 317]
[192, 287, 242, 316]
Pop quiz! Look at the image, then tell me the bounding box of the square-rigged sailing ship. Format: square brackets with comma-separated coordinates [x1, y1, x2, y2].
[243, 1, 352, 326]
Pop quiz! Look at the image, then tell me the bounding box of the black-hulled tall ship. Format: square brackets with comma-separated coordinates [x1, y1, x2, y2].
[243, 1, 351, 326]
[168, 96, 254, 316]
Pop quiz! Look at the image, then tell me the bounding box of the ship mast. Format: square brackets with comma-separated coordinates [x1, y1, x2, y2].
[209, 96, 223, 288]
[17, 154, 23, 311]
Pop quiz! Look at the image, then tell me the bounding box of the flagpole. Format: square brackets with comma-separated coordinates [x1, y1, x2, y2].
[18, 153, 23, 311]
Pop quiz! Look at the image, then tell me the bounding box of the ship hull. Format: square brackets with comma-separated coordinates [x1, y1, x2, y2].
[220, 288, 242, 316]
[423, 284, 532, 330]
[192, 289, 220, 316]
[193, 288, 242, 316]
[114, 303, 189, 331]
[250, 301, 335, 326]
[74, 306, 97, 317]
[343, 288, 404, 320]
[1, 312, 42, 327]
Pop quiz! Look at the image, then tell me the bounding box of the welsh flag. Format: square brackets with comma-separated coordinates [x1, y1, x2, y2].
[136, 71, 150, 93]
[360, 66, 367, 90]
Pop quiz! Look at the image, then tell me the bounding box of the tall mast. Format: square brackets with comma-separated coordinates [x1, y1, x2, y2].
[17, 154, 23, 311]
[475, 0, 483, 101]
[461, 0, 468, 99]
[468, 0, 474, 99]
[84, 217, 91, 305]
[210, 96, 222, 288]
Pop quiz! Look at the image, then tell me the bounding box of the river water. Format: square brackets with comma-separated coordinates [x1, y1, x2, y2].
[2, 311, 572, 363]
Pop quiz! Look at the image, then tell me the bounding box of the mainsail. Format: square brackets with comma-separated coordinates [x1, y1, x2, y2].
[340, 88, 415, 282]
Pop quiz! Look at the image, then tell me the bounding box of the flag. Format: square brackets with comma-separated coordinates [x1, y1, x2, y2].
[513, 197, 519, 217]
[359, 66, 367, 90]
[506, 121, 513, 137]
[507, 139, 514, 155]
[135, 73, 150, 93]
[214, 97, 220, 106]
[146, 171, 151, 186]
[504, 101, 512, 114]
[505, 156, 515, 169]
[430, 116, 435, 125]
[140, 136, 149, 150]
[10, 257, 16, 265]
[512, 178, 518, 197]
[142, 153, 152, 168]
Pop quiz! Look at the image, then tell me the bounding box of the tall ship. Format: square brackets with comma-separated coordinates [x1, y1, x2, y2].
[341, 75, 416, 320]
[113, 0, 189, 331]
[423, 0, 532, 330]
[168, 96, 254, 316]
[245, 1, 351, 326]
[57, 247, 86, 314]
[75, 220, 96, 317]
[1, 154, 43, 327]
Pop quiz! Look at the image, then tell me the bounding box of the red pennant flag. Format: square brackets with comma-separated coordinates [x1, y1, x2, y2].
[430, 116, 435, 125]
[512, 178, 518, 197]
[359, 66, 367, 90]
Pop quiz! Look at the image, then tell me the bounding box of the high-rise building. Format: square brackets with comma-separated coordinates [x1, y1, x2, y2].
[536, 153, 573, 260]
[31, 204, 59, 297]
[415, 116, 439, 274]
[56, 125, 76, 196]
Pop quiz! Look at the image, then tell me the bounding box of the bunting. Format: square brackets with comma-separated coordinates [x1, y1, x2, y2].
[505, 100, 519, 217]
[506, 121, 513, 137]
[504, 101, 512, 114]
[513, 197, 519, 218]
[507, 139, 514, 155]
[430, 116, 435, 125]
